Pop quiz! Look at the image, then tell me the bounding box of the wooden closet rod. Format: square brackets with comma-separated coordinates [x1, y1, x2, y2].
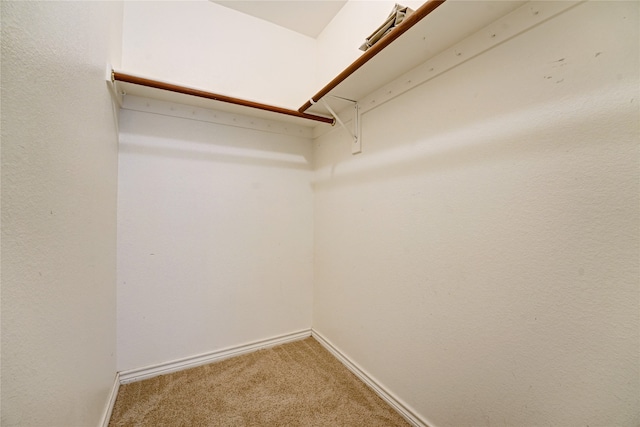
[112, 71, 335, 125]
[299, 0, 447, 113]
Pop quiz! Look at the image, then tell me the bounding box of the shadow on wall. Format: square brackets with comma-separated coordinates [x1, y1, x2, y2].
[118, 142, 312, 172]
[118, 107, 313, 171]
[313, 80, 637, 191]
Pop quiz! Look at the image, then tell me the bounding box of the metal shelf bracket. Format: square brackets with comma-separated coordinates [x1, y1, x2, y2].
[313, 97, 362, 154]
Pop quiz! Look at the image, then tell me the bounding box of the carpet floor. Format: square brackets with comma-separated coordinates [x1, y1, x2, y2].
[109, 337, 410, 426]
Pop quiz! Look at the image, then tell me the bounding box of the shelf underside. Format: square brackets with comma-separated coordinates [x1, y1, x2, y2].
[305, 1, 525, 116]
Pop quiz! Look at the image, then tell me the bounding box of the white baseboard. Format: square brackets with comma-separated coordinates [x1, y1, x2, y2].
[119, 329, 312, 384]
[98, 372, 120, 427]
[311, 329, 432, 427]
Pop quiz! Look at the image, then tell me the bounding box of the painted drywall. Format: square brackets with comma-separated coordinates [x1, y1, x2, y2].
[313, 1, 639, 426]
[1, 1, 122, 426]
[121, 0, 317, 109]
[116, 101, 314, 372]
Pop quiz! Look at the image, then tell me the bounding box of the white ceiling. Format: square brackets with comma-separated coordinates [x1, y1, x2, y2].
[211, 1, 348, 38]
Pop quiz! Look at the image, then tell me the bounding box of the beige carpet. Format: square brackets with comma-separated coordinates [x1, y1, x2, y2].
[109, 337, 410, 426]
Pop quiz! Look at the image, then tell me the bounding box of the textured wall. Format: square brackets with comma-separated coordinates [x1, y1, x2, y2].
[116, 105, 314, 372]
[1, 1, 122, 426]
[313, 2, 639, 426]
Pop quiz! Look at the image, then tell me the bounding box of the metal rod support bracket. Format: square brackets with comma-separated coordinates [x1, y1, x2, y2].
[317, 97, 362, 154]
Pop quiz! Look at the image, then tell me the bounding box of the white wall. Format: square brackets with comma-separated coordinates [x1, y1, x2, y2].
[1, 1, 123, 426]
[121, 1, 317, 109]
[116, 101, 314, 371]
[313, 2, 639, 426]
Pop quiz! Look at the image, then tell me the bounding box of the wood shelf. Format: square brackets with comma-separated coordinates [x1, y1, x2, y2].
[111, 1, 525, 127]
[303, 0, 525, 116]
[112, 72, 334, 126]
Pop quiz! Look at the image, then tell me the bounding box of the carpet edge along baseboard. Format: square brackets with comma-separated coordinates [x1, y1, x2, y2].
[118, 329, 312, 384]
